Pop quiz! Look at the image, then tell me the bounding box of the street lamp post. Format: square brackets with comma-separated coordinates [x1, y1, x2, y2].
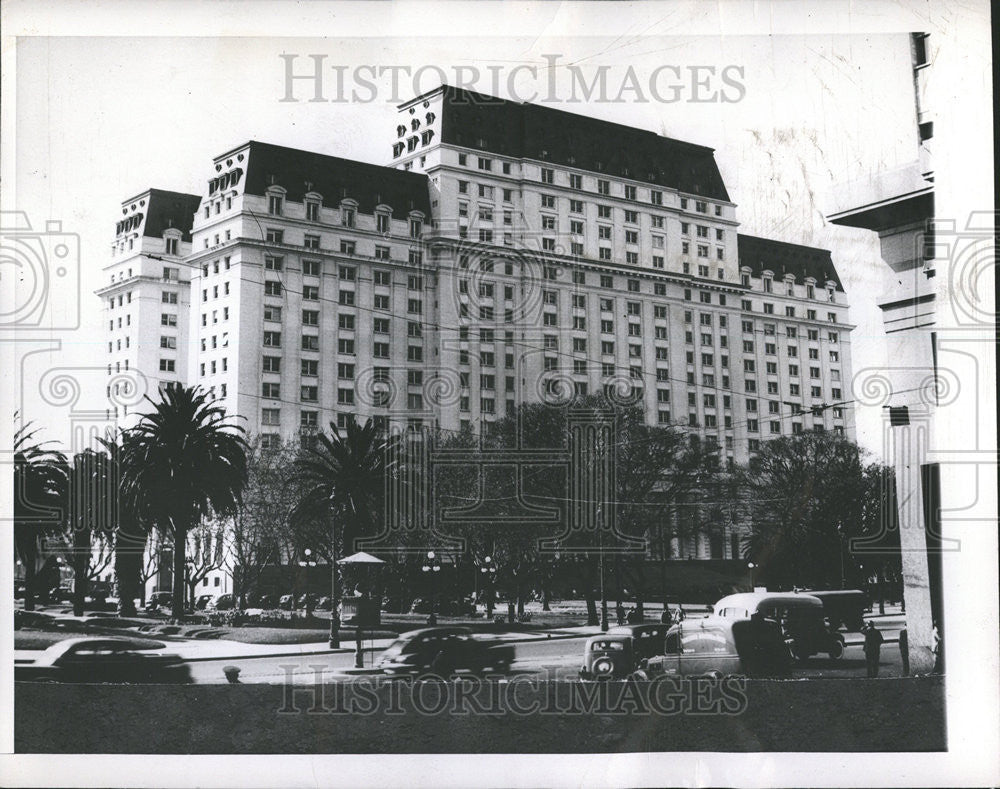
[747, 562, 756, 591]
[297, 549, 317, 618]
[599, 508, 608, 632]
[328, 507, 340, 649]
[422, 551, 441, 625]
[838, 523, 846, 589]
[480, 556, 497, 619]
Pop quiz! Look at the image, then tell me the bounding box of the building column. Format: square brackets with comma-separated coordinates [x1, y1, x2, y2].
[886, 409, 937, 674]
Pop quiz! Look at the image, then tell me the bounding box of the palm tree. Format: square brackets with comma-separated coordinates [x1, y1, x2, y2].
[13, 418, 68, 611]
[121, 386, 248, 619]
[97, 432, 149, 616]
[293, 418, 393, 647]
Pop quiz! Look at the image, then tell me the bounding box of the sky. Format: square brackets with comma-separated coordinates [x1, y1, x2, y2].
[10, 32, 919, 455]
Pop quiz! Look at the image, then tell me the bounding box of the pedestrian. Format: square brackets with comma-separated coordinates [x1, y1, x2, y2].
[931, 621, 943, 674]
[659, 603, 671, 625]
[615, 604, 625, 626]
[898, 627, 909, 676]
[863, 621, 884, 678]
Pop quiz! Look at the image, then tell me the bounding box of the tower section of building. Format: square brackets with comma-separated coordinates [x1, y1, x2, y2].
[96, 189, 201, 427]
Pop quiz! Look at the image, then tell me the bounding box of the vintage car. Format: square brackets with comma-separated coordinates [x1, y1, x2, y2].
[377, 627, 515, 676]
[636, 616, 792, 680]
[580, 634, 637, 680]
[803, 589, 868, 632]
[144, 591, 173, 611]
[14, 637, 191, 684]
[606, 624, 672, 661]
[712, 592, 845, 660]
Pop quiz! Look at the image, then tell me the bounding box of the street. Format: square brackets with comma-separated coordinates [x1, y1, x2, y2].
[174, 615, 907, 684]
[13, 611, 941, 753]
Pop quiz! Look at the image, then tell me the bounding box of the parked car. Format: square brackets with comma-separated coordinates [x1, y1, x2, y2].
[256, 593, 276, 609]
[145, 591, 173, 610]
[194, 594, 216, 611]
[606, 624, 672, 662]
[803, 589, 868, 632]
[580, 635, 637, 680]
[278, 594, 295, 610]
[314, 596, 332, 610]
[377, 627, 515, 676]
[210, 594, 235, 611]
[713, 592, 845, 660]
[637, 616, 792, 680]
[87, 581, 111, 604]
[14, 637, 191, 684]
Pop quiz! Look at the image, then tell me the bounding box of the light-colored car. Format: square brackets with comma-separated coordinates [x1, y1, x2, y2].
[713, 592, 844, 660]
[637, 616, 791, 679]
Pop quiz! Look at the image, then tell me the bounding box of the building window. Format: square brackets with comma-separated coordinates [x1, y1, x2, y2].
[268, 194, 283, 215]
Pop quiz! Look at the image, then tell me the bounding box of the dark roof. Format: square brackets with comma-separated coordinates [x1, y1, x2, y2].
[737, 234, 844, 292]
[426, 86, 729, 201]
[139, 190, 201, 242]
[234, 141, 432, 219]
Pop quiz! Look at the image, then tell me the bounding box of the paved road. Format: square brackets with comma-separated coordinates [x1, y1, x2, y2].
[185, 621, 909, 684]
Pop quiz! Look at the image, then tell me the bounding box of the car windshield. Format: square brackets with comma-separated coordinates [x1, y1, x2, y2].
[383, 639, 412, 654]
[591, 640, 625, 651]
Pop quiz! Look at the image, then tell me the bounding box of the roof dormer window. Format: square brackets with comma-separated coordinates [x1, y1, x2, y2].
[266, 186, 286, 216]
[340, 199, 358, 228]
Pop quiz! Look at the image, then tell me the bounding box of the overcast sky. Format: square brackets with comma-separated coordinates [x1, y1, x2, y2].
[12, 33, 918, 454]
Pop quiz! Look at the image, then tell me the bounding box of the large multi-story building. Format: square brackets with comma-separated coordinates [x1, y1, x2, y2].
[100, 86, 854, 575]
[98, 189, 202, 424]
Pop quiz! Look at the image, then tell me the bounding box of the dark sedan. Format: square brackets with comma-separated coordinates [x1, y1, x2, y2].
[377, 627, 514, 676]
[15, 637, 191, 684]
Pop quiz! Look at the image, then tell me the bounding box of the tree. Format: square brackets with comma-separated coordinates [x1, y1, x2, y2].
[433, 396, 722, 623]
[97, 432, 150, 616]
[121, 386, 248, 619]
[228, 440, 297, 608]
[292, 418, 395, 644]
[185, 523, 228, 606]
[740, 430, 870, 589]
[57, 449, 119, 616]
[13, 419, 68, 611]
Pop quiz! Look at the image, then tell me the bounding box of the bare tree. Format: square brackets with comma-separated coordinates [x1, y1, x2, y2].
[229, 440, 300, 608]
[186, 523, 228, 606]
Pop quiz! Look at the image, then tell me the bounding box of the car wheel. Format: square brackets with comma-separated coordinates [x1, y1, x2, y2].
[828, 639, 845, 660]
[705, 670, 724, 681]
[35, 674, 58, 683]
[492, 658, 510, 675]
[628, 670, 649, 682]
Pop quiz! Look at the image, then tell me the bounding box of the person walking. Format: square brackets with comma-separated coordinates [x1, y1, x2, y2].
[931, 621, 943, 674]
[863, 621, 884, 678]
[898, 627, 909, 676]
